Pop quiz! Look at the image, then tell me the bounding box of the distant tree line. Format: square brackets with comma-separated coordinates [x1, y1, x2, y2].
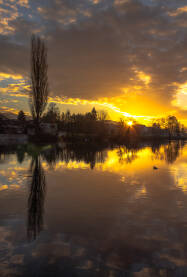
[16, 105, 186, 142]
[151, 116, 185, 138]
[42, 104, 110, 141]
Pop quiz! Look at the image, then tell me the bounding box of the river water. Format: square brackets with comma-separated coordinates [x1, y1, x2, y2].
[0, 141, 187, 276]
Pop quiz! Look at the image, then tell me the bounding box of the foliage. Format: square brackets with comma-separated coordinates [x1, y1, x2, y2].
[152, 115, 185, 137]
[42, 103, 60, 123]
[17, 110, 26, 121]
[29, 35, 49, 127]
[59, 107, 110, 139]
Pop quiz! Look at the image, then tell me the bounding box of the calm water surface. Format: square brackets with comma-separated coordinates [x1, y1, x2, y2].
[0, 141, 187, 276]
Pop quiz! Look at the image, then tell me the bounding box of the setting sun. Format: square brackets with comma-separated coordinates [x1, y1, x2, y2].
[127, 121, 133, 126]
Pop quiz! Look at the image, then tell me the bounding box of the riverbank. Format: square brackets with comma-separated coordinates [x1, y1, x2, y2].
[0, 133, 186, 146]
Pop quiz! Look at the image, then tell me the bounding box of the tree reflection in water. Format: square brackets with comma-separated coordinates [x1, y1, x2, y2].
[27, 155, 46, 241]
[164, 140, 184, 164]
[116, 141, 186, 165]
[151, 140, 185, 164]
[117, 146, 139, 164]
[13, 140, 186, 242]
[41, 144, 107, 170]
[0, 142, 187, 275]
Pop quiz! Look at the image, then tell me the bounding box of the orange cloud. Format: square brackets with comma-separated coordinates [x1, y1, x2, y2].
[91, 0, 100, 4]
[0, 72, 24, 81]
[0, 72, 29, 98]
[0, 5, 19, 34]
[168, 6, 187, 16]
[17, 0, 29, 8]
[0, 106, 19, 114]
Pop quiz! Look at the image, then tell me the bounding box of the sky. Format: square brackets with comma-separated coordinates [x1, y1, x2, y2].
[0, 0, 187, 125]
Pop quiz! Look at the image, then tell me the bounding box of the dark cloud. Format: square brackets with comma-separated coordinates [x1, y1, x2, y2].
[0, 0, 187, 114]
[0, 35, 28, 75]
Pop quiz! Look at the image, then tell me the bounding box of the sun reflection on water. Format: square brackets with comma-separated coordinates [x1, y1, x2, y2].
[0, 142, 186, 196]
[0, 142, 187, 273]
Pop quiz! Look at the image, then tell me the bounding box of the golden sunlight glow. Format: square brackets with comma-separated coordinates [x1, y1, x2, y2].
[0, 70, 164, 125]
[0, 144, 187, 197]
[137, 71, 151, 85]
[173, 163, 187, 192]
[132, 67, 151, 85]
[173, 82, 187, 110]
[0, 70, 181, 125]
[127, 121, 133, 126]
[47, 143, 187, 195]
[0, 72, 24, 81]
[50, 96, 155, 125]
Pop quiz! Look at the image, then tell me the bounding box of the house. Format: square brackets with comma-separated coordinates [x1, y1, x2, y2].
[134, 124, 170, 138]
[134, 124, 151, 137]
[27, 122, 58, 136]
[0, 119, 25, 134]
[27, 122, 35, 136]
[105, 120, 120, 136]
[0, 116, 28, 144]
[40, 123, 58, 135]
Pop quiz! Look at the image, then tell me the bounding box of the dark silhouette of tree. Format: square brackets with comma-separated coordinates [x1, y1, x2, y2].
[97, 110, 108, 122]
[29, 34, 49, 131]
[41, 144, 62, 168]
[152, 115, 182, 138]
[151, 122, 161, 136]
[118, 118, 126, 137]
[150, 141, 185, 164]
[42, 103, 60, 123]
[16, 149, 25, 164]
[164, 141, 180, 164]
[166, 116, 180, 137]
[17, 110, 26, 122]
[62, 144, 106, 169]
[117, 146, 138, 164]
[27, 155, 46, 241]
[91, 107, 97, 120]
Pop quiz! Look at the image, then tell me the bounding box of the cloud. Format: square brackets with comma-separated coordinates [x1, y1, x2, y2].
[0, 5, 19, 34]
[0, 105, 20, 114]
[17, 0, 29, 8]
[42, 0, 185, 114]
[168, 5, 187, 16]
[0, 0, 187, 121]
[172, 82, 187, 110]
[0, 72, 24, 81]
